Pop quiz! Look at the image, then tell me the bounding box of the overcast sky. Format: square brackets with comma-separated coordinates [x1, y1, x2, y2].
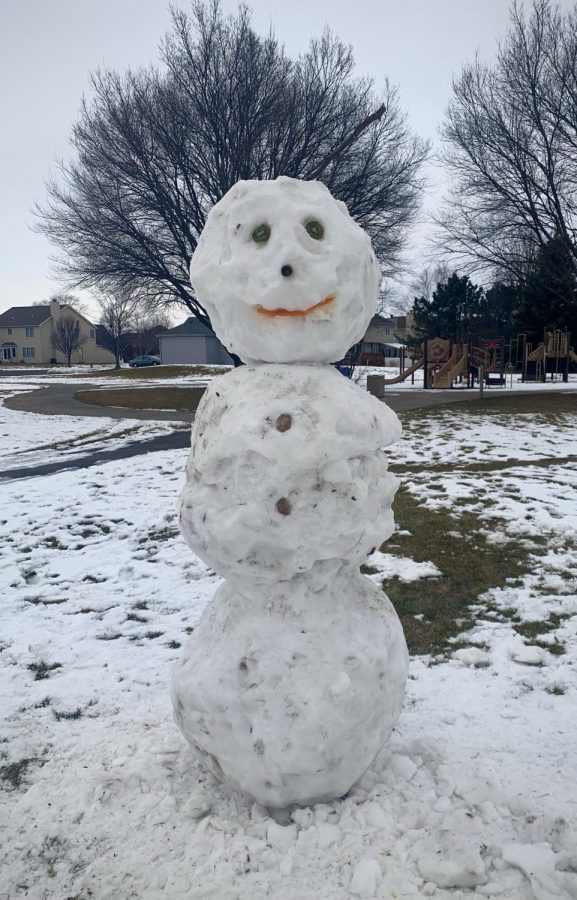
[1, 0, 572, 318]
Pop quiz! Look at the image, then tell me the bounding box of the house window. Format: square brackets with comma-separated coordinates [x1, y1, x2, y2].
[89, 328, 95, 340]
[25, 327, 34, 337]
[385, 327, 390, 336]
[7, 327, 12, 335]
[23, 347, 36, 358]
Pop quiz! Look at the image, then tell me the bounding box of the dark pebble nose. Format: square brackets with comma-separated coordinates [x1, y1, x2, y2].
[281, 264, 293, 277]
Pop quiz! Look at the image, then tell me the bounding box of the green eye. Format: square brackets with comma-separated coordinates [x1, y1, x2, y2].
[252, 223, 271, 243]
[305, 220, 324, 240]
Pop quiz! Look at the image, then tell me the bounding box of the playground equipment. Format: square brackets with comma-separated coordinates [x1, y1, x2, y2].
[522, 329, 577, 382]
[382, 357, 424, 385]
[431, 344, 469, 388]
[381, 338, 500, 390]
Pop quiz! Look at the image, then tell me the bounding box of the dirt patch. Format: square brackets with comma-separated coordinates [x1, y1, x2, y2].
[75, 386, 206, 412]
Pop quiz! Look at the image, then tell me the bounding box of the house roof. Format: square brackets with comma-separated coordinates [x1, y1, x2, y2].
[0, 306, 52, 327]
[160, 317, 214, 338]
[0, 304, 99, 329]
[369, 313, 391, 327]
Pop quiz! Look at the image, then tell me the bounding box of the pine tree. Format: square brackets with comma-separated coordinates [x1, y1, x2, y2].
[412, 273, 484, 342]
[516, 236, 577, 342]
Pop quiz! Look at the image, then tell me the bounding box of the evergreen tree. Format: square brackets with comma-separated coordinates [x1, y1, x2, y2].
[478, 282, 519, 341]
[516, 236, 577, 342]
[412, 273, 484, 342]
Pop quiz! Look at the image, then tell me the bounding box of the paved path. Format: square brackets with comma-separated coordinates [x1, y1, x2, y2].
[0, 431, 191, 482]
[4, 383, 196, 422]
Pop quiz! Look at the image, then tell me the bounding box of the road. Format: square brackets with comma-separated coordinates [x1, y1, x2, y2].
[4, 383, 196, 422]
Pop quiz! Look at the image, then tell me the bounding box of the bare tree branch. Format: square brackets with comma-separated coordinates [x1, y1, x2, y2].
[35, 2, 429, 327]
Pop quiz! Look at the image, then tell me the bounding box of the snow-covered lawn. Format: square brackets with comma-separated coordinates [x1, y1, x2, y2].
[1, 393, 577, 898]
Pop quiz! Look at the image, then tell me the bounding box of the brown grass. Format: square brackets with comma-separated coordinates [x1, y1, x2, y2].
[74, 386, 206, 412]
[72, 365, 228, 380]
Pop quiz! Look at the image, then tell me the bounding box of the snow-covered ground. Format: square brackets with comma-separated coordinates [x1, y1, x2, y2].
[1, 389, 577, 898]
[0, 378, 187, 473]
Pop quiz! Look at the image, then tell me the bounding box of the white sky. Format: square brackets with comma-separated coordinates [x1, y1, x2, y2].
[1, 0, 573, 318]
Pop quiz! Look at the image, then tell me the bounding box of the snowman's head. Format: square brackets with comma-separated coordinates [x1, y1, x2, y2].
[190, 177, 380, 364]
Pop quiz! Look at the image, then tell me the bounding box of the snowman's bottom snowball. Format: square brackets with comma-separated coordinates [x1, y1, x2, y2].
[171, 565, 408, 808]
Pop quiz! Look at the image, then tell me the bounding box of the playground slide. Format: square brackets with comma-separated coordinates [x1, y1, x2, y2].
[433, 350, 468, 389]
[527, 345, 545, 363]
[383, 358, 424, 385]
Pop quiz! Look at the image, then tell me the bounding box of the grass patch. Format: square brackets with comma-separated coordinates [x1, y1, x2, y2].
[0, 756, 44, 790]
[532, 638, 566, 656]
[25, 596, 67, 606]
[43, 536, 66, 550]
[384, 487, 537, 655]
[545, 683, 567, 695]
[514, 619, 556, 639]
[73, 364, 228, 380]
[74, 386, 206, 412]
[53, 707, 83, 721]
[403, 390, 577, 423]
[28, 661, 62, 680]
[142, 525, 180, 543]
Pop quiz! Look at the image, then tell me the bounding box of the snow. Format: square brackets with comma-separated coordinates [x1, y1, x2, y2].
[453, 647, 491, 667]
[2, 355, 577, 896]
[349, 857, 382, 897]
[190, 177, 379, 364]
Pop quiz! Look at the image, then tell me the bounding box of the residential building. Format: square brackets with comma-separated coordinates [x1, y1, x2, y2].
[158, 317, 233, 365]
[347, 313, 414, 366]
[0, 300, 115, 366]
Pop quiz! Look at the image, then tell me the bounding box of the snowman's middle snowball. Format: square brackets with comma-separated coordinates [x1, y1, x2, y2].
[179, 364, 401, 584]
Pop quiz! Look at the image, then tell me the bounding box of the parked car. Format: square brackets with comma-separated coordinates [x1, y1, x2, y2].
[128, 355, 161, 368]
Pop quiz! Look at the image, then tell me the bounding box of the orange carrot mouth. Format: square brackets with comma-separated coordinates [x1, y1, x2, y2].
[254, 296, 336, 318]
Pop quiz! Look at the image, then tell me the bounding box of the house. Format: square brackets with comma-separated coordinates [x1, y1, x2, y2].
[347, 313, 414, 366]
[158, 317, 233, 365]
[0, 300, 115, 366]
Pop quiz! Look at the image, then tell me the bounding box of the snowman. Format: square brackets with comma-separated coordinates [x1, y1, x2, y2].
[172, 176, 408, 809]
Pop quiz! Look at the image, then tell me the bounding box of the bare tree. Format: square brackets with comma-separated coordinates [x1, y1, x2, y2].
[35, 1, 428, 328]
[131, 310, 172, 356]
[96, 291, 141, 369]
[408, 262, 451, 304]
[32, 292, 92, 318]
[435, 0, 577, 284]
[51, 316, 87, 366]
